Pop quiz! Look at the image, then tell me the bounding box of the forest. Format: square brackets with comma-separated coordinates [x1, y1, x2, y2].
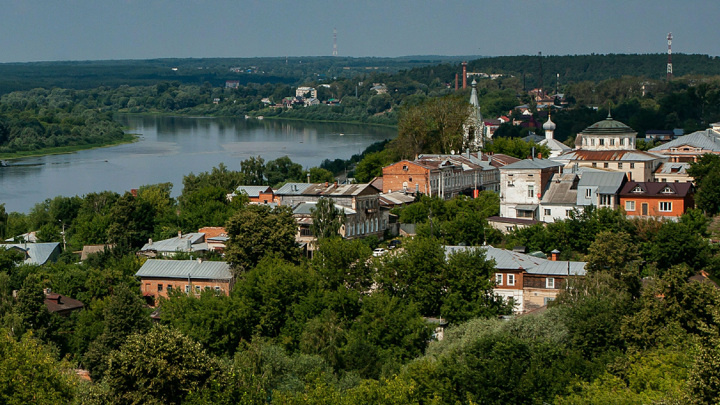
[1, 154, 720, 403]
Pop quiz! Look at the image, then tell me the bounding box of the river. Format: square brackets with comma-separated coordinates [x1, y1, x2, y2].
[0, 115, 396, 213]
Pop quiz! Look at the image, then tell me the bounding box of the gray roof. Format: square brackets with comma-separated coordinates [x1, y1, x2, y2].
[292, 201, 356, 215]
[649, 129, 720, 152]
[136, 259, 232, 280]
[578, 171, 627, 194]
[140, 233, 207, 253]
[541, 173, 578, 205]
[444, 245, 586, 276]
[501, 158, 564, 171]
[1, 242, 61, 265]
[275, 182, 312, 195]
[654, 162, 690, 175]
[233, 185, 273, 198]
[539, 138, 571, 152]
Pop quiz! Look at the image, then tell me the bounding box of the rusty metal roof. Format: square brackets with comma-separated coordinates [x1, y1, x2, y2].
[559, 150, 663, 162]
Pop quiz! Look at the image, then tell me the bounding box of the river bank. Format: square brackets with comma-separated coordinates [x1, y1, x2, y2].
[0, 133, 138, 161]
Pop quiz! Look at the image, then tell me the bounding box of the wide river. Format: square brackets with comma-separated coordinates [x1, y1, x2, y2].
[0, 115, 396, 213]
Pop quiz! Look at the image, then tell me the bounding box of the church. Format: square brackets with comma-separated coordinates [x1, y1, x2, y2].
[463, 79, 485, 151]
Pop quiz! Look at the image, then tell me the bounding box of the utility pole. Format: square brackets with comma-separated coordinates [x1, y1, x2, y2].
[667, 32, 673, 81]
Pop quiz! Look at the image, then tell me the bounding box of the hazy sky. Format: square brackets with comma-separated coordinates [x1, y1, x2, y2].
[1, 0, 718, 63]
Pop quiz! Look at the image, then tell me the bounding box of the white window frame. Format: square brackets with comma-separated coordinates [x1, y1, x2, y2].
[185, 285, 190, 293]
[625, 200, 636, 211]
[659, 201, 672, 212]
[544, 209, 551, 216]
[495, 273, 503, 285]
[585, 188, 592, 198]
[546, 277, 555, 289]
[507, 274, 516, 286]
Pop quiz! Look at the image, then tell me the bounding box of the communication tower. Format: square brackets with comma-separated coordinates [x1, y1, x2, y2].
[667, 32, 673, 80]
[333, 28, 338, 56]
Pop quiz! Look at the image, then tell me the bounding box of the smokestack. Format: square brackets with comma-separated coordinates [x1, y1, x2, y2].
[550, 249, 559, 261]
[455, 73, 458, 91]
[462, 62, 467, 89]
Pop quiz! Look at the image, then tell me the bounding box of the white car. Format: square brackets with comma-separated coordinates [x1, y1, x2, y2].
[372, 248, 386, 257]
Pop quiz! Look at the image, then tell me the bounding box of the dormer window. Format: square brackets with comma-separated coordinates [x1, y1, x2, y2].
[661, 186, 675, 194]
[402, 165, 408, 171]
[631, 186, 644, 194]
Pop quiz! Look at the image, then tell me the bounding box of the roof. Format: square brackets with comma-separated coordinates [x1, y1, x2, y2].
[198, 227, 227, 239]
[80, 244, 114, 261]
[619, 181, 694, 198]
[522, 133, 545, 143]
[580, 116, 636, 136]
[487, 216, 539, 226]
[501, 158, 564, 171]
[45, 293, 84, 314]
[539, 138, 571, 152]
[558, 149, 665, 162]
[233, 185, 273, 198]
[0, 242, 60, 265]
[379, 191, 416, 207]
[654, 162, 690, 175]
[139, 233, 207, 253]
[541, 173, 579, 205]
[292, 201, 356, 216]
[444, 245, 586, 276]
[649, 129, 720, 152]
[275, 182, 312, 195]
[135, 259, 232, 281]
[577, 171, 627, 194]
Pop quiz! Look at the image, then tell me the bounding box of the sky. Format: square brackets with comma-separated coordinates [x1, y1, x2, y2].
[0, 0, 719, 63]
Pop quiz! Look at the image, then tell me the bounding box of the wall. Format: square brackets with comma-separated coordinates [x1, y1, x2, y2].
[140, 277, 232, 302]
[382, 161, 430, 195]
[621, 195, 692, 218]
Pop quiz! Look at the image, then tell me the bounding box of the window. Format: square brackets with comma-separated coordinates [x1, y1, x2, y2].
[544, 297, 556, 306]
[585, 189, 592, 198]
[205, 286, 211, 291]
[618, 162, 623, 169]
[495, 274, 503, 285]
[185, 285, 190, 293]
[600, 195, 612, 205]
[507, 274, 516, 286]
[603, 162, 609, 168]
[195, 285, 202, 294]
[566, 209, 572, 216]
[214, 286, 221, 292]
[158, 284, 163, 292]
[630, 163, 635, 169]
[592, 162, 597, 167]
[546, 278, 555, 289]
[625, 201, 636, 211]
[599, 139, 605, 146]
[620, 138, 625, 146]
[167, 285, 173, 292]
[402, 165, 408, 171]
[527, 185, 535, 198]
[659, 201, 672, 212]
[544, 209, 551, 216]
[610, 138, 615, 146]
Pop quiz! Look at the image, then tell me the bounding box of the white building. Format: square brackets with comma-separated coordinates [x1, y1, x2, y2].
[499, 158, 563, 220]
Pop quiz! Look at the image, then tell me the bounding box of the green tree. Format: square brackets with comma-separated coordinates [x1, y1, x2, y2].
[0, 330, 77, 404]
[353, 150, 394, 183]
[310, 198, 345, 240]
[586, 231, 642, 296]
[312, 237, 373, 291]
[107, 192, 156, 250]
[241, 156, 266, 185]
[266, 156, 304, 187]
[104, 325, 215, 405]
[307, 167, 334, 183]
[688, 154, 720, 215]
[225, 204, 300, 274]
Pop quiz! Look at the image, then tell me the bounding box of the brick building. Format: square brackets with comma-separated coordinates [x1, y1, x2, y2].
[135, 259, 233, 304]
[619, 181, 694, 219]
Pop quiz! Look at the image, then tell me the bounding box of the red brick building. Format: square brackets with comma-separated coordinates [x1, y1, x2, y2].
[619, 181, 694, 219]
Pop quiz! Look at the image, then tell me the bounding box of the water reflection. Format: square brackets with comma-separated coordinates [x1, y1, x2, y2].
[0, 115, 395, 213]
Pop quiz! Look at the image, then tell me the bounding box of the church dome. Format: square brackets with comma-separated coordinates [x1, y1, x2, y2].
[581, 116, 635, 135]
[543, 115, 556, 131]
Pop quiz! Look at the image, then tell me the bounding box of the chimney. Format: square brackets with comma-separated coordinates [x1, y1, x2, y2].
[178, 230, 182, 239]
[197, 257, 203, 264]
[148, 238, 153, 245]
[325, 181, 329, 187]
[462, 62, 467, 89]
[455, 73, 458, 91]
[627, 171, 632, 182]
[334, 181, 338, 187]
[550, 249, 560, 261]
[466, 148, 470, 158]
[538, 152, 542, 159]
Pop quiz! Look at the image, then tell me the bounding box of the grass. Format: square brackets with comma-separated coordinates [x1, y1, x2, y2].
[0, 134, 138, 160]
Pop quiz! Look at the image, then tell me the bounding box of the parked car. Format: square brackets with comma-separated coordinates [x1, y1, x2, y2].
[373, 248, 386, 257]
[388, 240, 402, 249]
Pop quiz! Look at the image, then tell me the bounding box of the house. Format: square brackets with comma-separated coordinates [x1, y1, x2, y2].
[381, 153, 501, 199]
[4, 231, 38, 243]
[197, 227, 228, 253]
[653, 162, 692, 183]
[291, 201, 359, 251]
[0, 242, 61, 265]
[225, 80, 240, 89]
[295, 86, 318, 99]
[645, 130, 674, 142]
[619, 181, 694, 219]
[445, 245, 586, 313]
[556, 114, 667, 182]
[275, 182, 388, 241]
[138, 232, 208, 258]
[499, 158, 564, 220]
[135, 259, 233, 302]
[44, 291, 83, 316]
[486, 216, 540, 234]
[79, 244, 114, 261]
[648, 126, 720, 163]
[304, 97, 321, 107]
[576, 171, 627, 210]
[230, 185, 275, 204]
[538, 173, 579, 223]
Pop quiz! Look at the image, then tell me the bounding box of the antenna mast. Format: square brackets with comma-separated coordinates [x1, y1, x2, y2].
[667, 32, 673, 80]
[333, 28, 338, 56]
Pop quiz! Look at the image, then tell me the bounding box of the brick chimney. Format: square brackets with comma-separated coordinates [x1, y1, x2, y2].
[462, 62, 467, 89]
[550, 249, 560, 261]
